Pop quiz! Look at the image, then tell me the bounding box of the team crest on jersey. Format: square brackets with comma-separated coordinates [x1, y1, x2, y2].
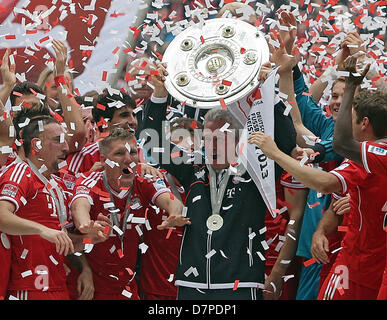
[153, 179, 167, 191]
[76, 186, 90, 195]
[368, 145, 387, 156]
[130, 197, 142, 210]
[63, 174, 76, 190]
[1, 184, 18, 198]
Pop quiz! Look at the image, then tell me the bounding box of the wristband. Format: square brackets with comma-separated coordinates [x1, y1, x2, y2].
[54, 75, 66, 87]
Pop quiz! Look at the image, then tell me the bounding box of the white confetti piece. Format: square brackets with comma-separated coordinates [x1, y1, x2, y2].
[287, 233, 296, 241]
[49, 255, 58, 265]
[138, 242, 148, 254]
[167, 274, 174, 282]
[113, 225, 124, 236]
[20, 249, 28, 259]
[283, 274, 295, 282]
[109, 245, 116, 254]
[135, 225, 143, 237]
[275, 241, 284, 252]
[220, 250, 228, 259]
[121, 289, 132, 299]
[205, 249, 216, 259]
[259, 226, 267, 234]
[248, 232, 256, 240]
[261, 240, 269, 250]
[181, 206, 188, 218]
[84, 243, 94, 253]
[256, 251, 266, 261]
[192, 195, 201, 203]
[331, 247, 343, 254]
[21, 270, 32, 278]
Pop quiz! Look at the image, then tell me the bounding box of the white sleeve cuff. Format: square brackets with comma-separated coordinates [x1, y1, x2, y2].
[151, 95, 168, 104]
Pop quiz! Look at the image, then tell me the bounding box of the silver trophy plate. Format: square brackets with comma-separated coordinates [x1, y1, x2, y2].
[162, 18, 269, 109]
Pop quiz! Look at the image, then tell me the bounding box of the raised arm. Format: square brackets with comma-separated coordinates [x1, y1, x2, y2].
[310, 32, 366, 104]
[248, 132, 341, 194]
[0, 49, 17, 165]
[52, 39, 86, 154]
[332, 56, 370, 164]
[268, 30, 316, 148]
[0, 48, 16, 106]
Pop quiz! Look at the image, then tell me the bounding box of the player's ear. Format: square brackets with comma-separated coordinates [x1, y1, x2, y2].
[31, 138, 42, 153]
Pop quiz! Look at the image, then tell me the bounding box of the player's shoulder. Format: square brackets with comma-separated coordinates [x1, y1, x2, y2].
[0, 160, 31, 181]
[363, 140, 387, 156]
[77, 171, 103, 187]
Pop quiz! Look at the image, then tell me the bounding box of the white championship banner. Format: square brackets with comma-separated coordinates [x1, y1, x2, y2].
[229, 71, 277, 218]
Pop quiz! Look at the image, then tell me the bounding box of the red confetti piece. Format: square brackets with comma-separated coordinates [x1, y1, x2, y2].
[96, 103, 106, 111]
[222, 80, 232, 86]
[58, 221, 69, 228]
[337, 287, 345, 295]
[200, 35, 205, 44]
[102, 71, 107, 81]
[233, 280, 239, 291]
[308, 202, 320, 208]
[5, 35, 16, 40]
[240, 48, 246, 54]
[83, 238, 92, 244]
[170, 193, 175, 200]
[166, 228, 173, 239]
[171, 152, 181, 158]
[26, 29, 37, 34]
[117, 249, 124, 258]
[39, 36, 49, 43]
[103, 226, 110, 235]
[338, 226, 348, 232]
[303, 258, 316, 267]
[125, 268, 134, 276]
[219, 98, 227, 110]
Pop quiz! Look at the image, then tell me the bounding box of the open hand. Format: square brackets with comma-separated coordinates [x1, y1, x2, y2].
[157, 215, 191, 230]
[342, 55, 370, 86]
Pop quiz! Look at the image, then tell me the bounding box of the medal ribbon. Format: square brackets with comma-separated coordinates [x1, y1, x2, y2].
[27, 160, 67, 228]
[102, 171, 133, 250]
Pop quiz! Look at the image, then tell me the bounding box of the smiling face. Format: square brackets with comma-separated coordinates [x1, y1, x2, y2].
[329, 80, 346, 122]
[100, 138, 138, 192]
[108, 106, 138, 134]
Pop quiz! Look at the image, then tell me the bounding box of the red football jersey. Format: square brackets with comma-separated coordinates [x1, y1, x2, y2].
[139, 172, 186, 298]
[70, 171, 171, 298]
[0, 232, 11, 298]
[66, 141, 100, 175]
[329, 159, 387, 290]
[360, 140, 387, 176]
[0, 161, 72, 292]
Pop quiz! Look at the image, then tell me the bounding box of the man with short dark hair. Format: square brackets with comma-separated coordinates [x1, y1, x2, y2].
[0, 117, 109, 300]
[70, 128, 190, 300]
[67, 90, 138, 175]
[248, 58, 387, 299]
